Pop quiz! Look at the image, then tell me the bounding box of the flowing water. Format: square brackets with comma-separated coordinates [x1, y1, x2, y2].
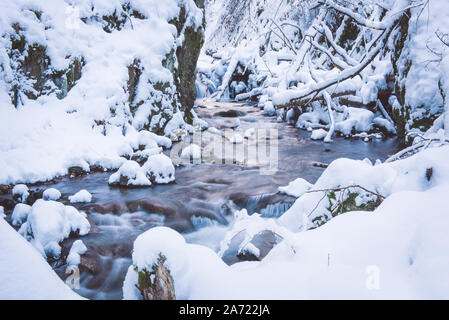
[26, 101, 399, 299]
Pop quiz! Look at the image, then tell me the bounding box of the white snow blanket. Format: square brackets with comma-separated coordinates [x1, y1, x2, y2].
[0, 219, 82, 299]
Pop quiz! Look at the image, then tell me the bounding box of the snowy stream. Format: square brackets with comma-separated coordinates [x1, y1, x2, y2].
[26, 101, 399, 299]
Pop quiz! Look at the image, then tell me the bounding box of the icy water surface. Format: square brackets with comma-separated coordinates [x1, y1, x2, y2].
[29, 101, 399, 299]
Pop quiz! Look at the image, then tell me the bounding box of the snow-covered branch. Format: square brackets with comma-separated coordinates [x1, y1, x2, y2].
[318, 0, 389, 30]
[273, 23, 394, 107]
[320, 23, 358, 66]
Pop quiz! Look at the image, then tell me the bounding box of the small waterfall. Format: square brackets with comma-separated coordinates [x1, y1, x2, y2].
[259, 202, 293, 218]
[242, 193, 294, 218]
[190, 215, 219, 229]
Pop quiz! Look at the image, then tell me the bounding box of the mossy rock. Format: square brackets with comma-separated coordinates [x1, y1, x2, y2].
[135, 254, 176, 300]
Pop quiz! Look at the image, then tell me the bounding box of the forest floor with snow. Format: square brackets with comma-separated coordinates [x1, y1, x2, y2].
[1, 0, 449, 300]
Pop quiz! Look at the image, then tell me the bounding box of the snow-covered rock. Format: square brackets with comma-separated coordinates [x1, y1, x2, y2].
[335, 108, 374, 136]
[373, 117, 396, 134]
[181, 144, 202, 160]
[132, 148, 163, 162]
[310, 129, 328, 141]
[43, 188, 61, 201]
[137, 131, 172, 150]
[12, 184, 29, 203]
[263, 101, 276, 116]
[108, 160, 151, 187]
[18, 199, 90, 258]
[143, 154, 175, 184]
[11, 203, 31, 227]
[67, 240, 88, 266]
[69, 190, 92, 203]
[278, 178, 312, 198]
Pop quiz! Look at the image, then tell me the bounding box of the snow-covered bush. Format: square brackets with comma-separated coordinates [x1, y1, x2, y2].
[16, 199, 90, 259]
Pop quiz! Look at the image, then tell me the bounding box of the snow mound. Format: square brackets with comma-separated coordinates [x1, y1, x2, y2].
[12, 184, 29, 203]
[143, 154, 175, 184]
[123, 226, 226, 300]
[12, 203, 31, 227]
[69, 190, 92, 203]
[181, 144, 202, 160]
[0, 219, 82, 299]
[278, 178, 312, 198]
[280, 145, 449, 231]
[43, 188, 61, 201]
[335, 108, 374, 136]
[17, 199, 90, 258]
[310, 129, 328, 141]
[67, 240, 87, 266]
[263, 101, 276, 116]
[108, 160, 151, 187]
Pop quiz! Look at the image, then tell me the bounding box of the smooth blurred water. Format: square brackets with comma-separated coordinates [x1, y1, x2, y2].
[44, 101, 399, 299]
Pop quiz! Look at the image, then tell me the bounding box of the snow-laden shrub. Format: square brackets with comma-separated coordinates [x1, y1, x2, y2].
[17, 199, 90, 258]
